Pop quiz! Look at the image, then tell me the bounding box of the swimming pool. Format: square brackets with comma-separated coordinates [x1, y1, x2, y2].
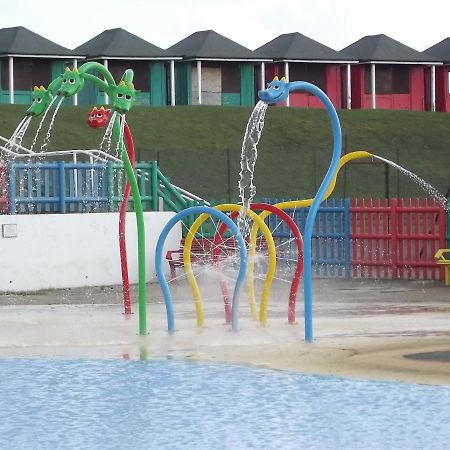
[0, 358, 448, 449]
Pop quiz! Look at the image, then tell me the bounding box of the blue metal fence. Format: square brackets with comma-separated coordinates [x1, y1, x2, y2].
[4, 160, 200, 215]
[7, 161, 108, 214]
[264, 198, 351, 277]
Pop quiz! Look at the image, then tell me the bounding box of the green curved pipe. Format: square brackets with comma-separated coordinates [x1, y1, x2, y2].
[113, 117, 147, 335]
[26, 62, 148, 335]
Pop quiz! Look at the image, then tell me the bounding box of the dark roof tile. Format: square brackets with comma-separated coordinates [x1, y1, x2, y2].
[256, 32, 355, 61]
[342, 34, 438, 63]
[423, 38, 450, 63]
[75, 28, 174, 59]
[0, 26, 75, 57]
[168, 30, 267, 60]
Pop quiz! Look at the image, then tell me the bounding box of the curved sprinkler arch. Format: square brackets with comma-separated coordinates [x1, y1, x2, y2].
[26, 63, 147, 334]
[213, 203, 304, 325]
[259, 80, 349, 342]
[113, 116, 147, 334]
[155, 206, 248, 332]
[183, 204, 276, 327]
[248, 151, 372, 265]
[118, 120, 135, 315]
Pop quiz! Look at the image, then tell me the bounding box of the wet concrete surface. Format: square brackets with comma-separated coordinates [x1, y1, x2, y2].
[1, 276, 449, 384]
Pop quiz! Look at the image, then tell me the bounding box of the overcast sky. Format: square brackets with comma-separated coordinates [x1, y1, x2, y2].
[1, 0, 448, 52]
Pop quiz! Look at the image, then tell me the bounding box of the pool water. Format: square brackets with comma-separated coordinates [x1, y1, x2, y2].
[0, 358, 448, 449]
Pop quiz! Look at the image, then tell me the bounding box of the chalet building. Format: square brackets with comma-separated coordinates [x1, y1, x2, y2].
[0, 26, 82, 105]
[2, 26, 449, 113]
[74, 28, 180, 106]
[342, 34, 440, 111]
[255, 32, 357, 109]
[167, 30, 270, 106]
[424, 38, 450, 112]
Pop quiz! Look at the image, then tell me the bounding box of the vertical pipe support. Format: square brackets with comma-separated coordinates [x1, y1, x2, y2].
[103, 59, 109, 104]
[197, 60, 202, 105]
[73, 59, 78, 106]
[431, 65, 436, 112]
[260, 62, 266, 91]
[8, 56, 14, 105]
[371, 63, 376, 109]
[170, 60, 176, 106]
[346, 64, 352, 110]
[284, 61, 290, 107]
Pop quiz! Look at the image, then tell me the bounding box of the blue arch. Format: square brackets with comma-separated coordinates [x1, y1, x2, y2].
[259, 80, 342, 343]
[287, 82, 342, 343]
[155, 206, 247, 332]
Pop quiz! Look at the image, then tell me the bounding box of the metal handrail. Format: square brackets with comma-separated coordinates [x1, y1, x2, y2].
[0, 135, 209, 205]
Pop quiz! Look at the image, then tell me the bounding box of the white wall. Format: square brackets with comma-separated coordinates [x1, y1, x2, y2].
[0, 212, 181, 292]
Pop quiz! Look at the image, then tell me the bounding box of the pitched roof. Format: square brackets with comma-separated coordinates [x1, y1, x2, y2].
[0, 26, 76, 57]
[168, 30, 268, 60]
[256, 32, 356, 62]
[424, 38, 450, 63]
[75, 28, 176, 59]
[342, 34, 439, 63]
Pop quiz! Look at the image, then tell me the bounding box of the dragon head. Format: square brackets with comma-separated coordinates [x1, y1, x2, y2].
[111, 80, 137, 113]
[58, 67, 84, 97]
[87, 106, 112, 128]
[258, 76, 289, 104]
[26, 86, 53, 116]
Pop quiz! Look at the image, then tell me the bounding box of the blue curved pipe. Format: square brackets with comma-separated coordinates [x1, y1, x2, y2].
[155, 206, 247, 332]
[259, 80, 342, 342]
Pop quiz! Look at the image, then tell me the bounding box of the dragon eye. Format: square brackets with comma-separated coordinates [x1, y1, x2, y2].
[117, 93, 123, 98]
[97, 113, 103, 118]
[273, 85, 280, 90]
[69, 79, 75, 84]
[37, 98, 42, 103]
[125, 94, 131, 101]
[63, 79, 67, 83]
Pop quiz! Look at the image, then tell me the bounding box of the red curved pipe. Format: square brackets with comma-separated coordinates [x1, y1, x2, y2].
[119, 122, 135, 315]
[213, 203, 303, 324]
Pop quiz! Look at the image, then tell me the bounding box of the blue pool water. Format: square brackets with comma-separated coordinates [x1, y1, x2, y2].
[0, 358, 448, 450]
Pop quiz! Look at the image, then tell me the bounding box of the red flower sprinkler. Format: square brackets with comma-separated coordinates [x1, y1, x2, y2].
[87, 106, 135, 316]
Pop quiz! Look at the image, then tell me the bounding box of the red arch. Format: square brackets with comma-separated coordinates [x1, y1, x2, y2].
[213, 203, 303, 324]
[119, 121, 135, 315]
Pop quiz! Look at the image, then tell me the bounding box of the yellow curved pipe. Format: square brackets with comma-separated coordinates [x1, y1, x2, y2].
[248, 150, 373, 312]
[183, 204, 277, 327]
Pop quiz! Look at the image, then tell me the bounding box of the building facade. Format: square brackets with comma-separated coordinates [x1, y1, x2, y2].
[168, 30, 269, 106]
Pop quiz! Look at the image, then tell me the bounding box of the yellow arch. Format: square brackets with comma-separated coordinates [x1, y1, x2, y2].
[183, 204, 277, 327]
[247, 150, 373, 311]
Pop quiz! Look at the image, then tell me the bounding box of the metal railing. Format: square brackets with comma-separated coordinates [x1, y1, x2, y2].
[0, 134, 208, 207]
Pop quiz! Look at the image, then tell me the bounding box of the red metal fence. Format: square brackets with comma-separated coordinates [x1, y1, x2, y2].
[351, 198, 446, 280]
[0, 163, 7, 214]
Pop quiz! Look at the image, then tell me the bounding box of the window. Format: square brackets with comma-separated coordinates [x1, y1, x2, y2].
[1, 58, 51, 90]
[1, 58, 8, 90]
[108, 60, 150, 91]
[364, 65, 409, 94]
[289, 63, 326, 93]
[448, 69, 450, 94]
[221, 63, 240, 93]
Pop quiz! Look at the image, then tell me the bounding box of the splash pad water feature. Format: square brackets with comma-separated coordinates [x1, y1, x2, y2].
[2, 65, 449, 450]
[2, 66, 448, 343]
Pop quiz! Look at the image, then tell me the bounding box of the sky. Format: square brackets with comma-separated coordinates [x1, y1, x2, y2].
[0, 0, 449, 52]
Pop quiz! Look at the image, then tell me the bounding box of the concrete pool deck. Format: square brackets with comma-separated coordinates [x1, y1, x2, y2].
[1, 278, 449, 385]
